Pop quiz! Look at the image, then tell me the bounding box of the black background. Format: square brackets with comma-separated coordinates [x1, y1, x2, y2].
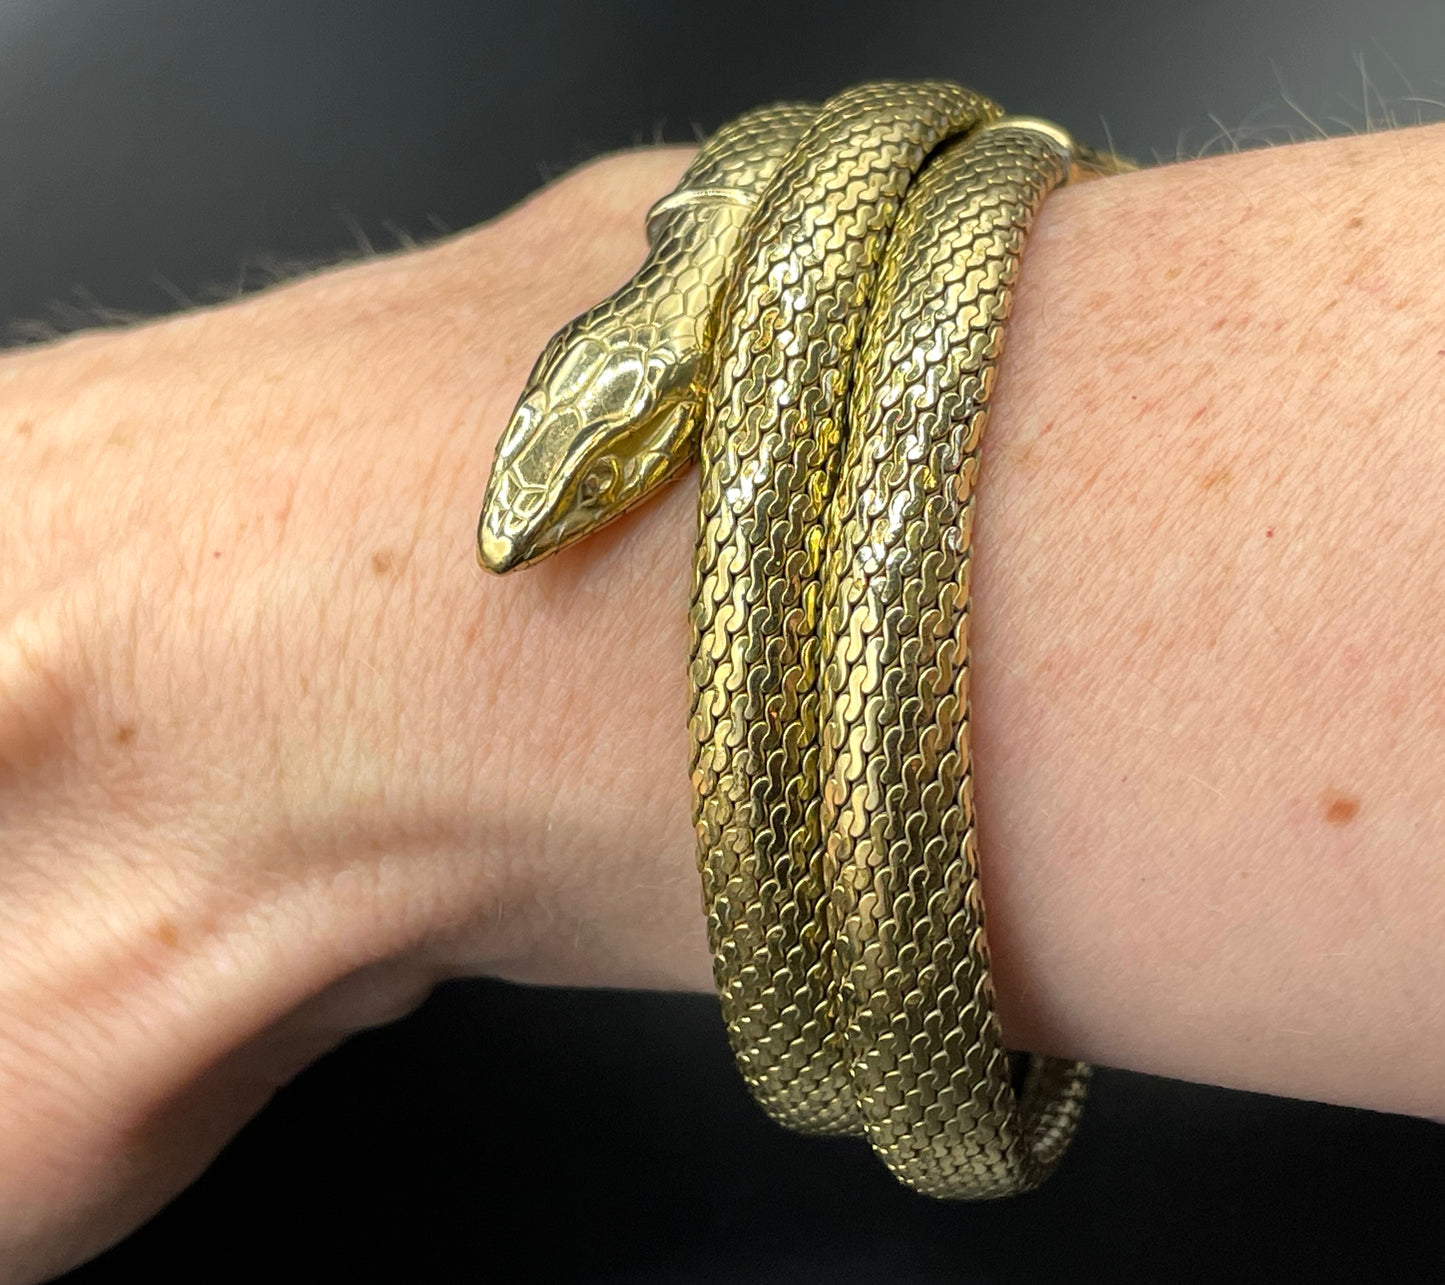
[4, 1, 1442, 1281]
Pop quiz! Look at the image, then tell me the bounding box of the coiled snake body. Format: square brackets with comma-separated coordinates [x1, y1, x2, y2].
[479, 81, 1118, 1197]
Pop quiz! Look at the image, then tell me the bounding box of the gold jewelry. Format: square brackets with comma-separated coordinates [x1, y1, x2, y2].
[478, 80, 1128, 1198]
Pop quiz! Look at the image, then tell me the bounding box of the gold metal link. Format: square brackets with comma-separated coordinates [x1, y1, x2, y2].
[822, 120, 1088, 1196]
[691, 81, 1000, 1136]
[479, 80, 1117, 1197]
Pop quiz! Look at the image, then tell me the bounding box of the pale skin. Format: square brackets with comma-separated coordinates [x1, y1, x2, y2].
[1, 119, 1443, 1280]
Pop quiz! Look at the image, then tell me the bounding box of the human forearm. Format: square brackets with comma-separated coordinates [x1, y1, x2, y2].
[2, 121, 1444, 1279]
[959, 120, 1445, 1116]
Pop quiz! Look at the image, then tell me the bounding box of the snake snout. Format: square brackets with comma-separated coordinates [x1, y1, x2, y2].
[477, 524, 522, 574]
[477, 476, 547, 573]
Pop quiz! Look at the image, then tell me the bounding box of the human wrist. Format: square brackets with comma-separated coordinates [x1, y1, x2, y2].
[492, 124, 1445, 1119]
[7, 113, 1445, 1275]
[0, 207, 569, 1275]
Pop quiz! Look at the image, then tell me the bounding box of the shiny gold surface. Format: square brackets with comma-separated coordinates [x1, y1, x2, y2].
[479, 81, 1111, 1197]
[477, 101, 814, 572]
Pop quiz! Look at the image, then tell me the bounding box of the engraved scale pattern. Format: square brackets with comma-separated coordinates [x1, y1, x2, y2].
[480, 81, 1117, 1197]
[820, 122, 1090, 1196]
[661, 102, 817, 194]
[690, 82, 998, 1134]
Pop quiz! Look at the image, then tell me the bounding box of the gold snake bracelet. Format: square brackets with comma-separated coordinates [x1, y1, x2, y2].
[478, 80, 1127, 1198]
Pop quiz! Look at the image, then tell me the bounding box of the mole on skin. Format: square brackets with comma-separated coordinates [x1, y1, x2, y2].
[1322, 791, 1360, 825]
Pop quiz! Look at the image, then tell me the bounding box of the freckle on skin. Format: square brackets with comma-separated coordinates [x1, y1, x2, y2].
[14, 420, 32, 437]
[213, 551, 222, 559]
[1347, 214, 1365, 229]
[154, 918, 179, 949]
[114, 725, 136, 746]
[1200, 468, 1230, 491]
[1322, 791, 1360, 825]
[372, 550, 394, 576]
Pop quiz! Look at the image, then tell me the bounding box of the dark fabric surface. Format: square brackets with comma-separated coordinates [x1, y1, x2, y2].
[4, 1, 1442, 1280]
[53, 982, 1445, 1283]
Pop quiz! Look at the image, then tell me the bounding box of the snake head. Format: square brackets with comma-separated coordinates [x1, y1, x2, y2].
[477, 322, 702, 573]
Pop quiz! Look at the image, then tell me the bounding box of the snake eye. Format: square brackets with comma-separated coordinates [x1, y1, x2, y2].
[578, 457, 621, 509]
